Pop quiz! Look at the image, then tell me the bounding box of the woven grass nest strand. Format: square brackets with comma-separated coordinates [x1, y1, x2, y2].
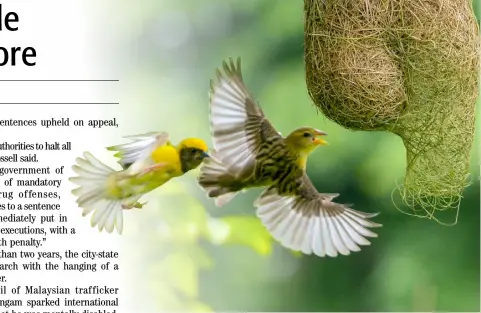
[304, 0, 480, 224]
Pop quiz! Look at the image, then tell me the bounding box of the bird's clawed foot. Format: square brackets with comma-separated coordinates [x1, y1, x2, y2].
[133, 201, 147, 209]
[121, 201, 147, 210]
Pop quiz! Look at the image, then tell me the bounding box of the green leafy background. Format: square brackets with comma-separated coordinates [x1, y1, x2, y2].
[110, 0, 481, 311]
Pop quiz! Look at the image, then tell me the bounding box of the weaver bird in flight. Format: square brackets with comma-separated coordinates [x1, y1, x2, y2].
[70, 132, 209, 234]
[198, 57, 381, 257]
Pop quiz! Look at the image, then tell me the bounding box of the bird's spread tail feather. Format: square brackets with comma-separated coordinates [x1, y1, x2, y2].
[69, 152, 130, 234]
[198, 152, 240, 207]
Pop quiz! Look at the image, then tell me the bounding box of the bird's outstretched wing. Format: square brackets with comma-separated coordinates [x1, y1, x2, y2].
[254, 173, 381, 257]
[106, 131, 170, 174]
[209, 57, 282, 176]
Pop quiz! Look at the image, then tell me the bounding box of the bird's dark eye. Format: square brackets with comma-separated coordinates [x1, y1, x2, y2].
[191, 149, 197, 155]
[303, 132, 311, 137]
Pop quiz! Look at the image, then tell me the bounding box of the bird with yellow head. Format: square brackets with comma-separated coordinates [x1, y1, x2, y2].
[69, 132, 209, 234]
[198, 57, 382, 258]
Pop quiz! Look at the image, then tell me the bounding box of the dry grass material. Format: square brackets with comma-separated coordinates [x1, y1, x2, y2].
[304, 0, 480, 224]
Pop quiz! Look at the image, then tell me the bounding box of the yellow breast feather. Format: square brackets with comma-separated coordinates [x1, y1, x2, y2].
[296, 155, 308, 170]
[151, 145, 182, 175]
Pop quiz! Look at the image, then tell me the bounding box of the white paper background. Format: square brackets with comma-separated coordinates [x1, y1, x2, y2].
[0, 0, 135, 312]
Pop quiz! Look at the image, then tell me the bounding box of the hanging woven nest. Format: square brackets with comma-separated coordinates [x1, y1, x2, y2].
[304, 0, 480, 224]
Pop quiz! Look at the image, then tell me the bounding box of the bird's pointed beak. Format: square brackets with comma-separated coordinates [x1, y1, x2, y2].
[202, 152, 210, 158]
[313, 130, 328, 146]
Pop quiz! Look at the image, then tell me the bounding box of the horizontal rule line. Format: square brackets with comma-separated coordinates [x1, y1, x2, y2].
[0, 102, 119, 104]
[0, 80, 119, 82]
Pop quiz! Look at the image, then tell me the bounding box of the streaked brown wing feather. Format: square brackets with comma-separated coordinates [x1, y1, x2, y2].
[254, 172, 381, 258]
[209, 57, 282, 177]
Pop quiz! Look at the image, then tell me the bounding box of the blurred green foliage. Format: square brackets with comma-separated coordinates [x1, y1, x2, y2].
[117, 0, 480, 311]
[125, 175, 276, 311]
